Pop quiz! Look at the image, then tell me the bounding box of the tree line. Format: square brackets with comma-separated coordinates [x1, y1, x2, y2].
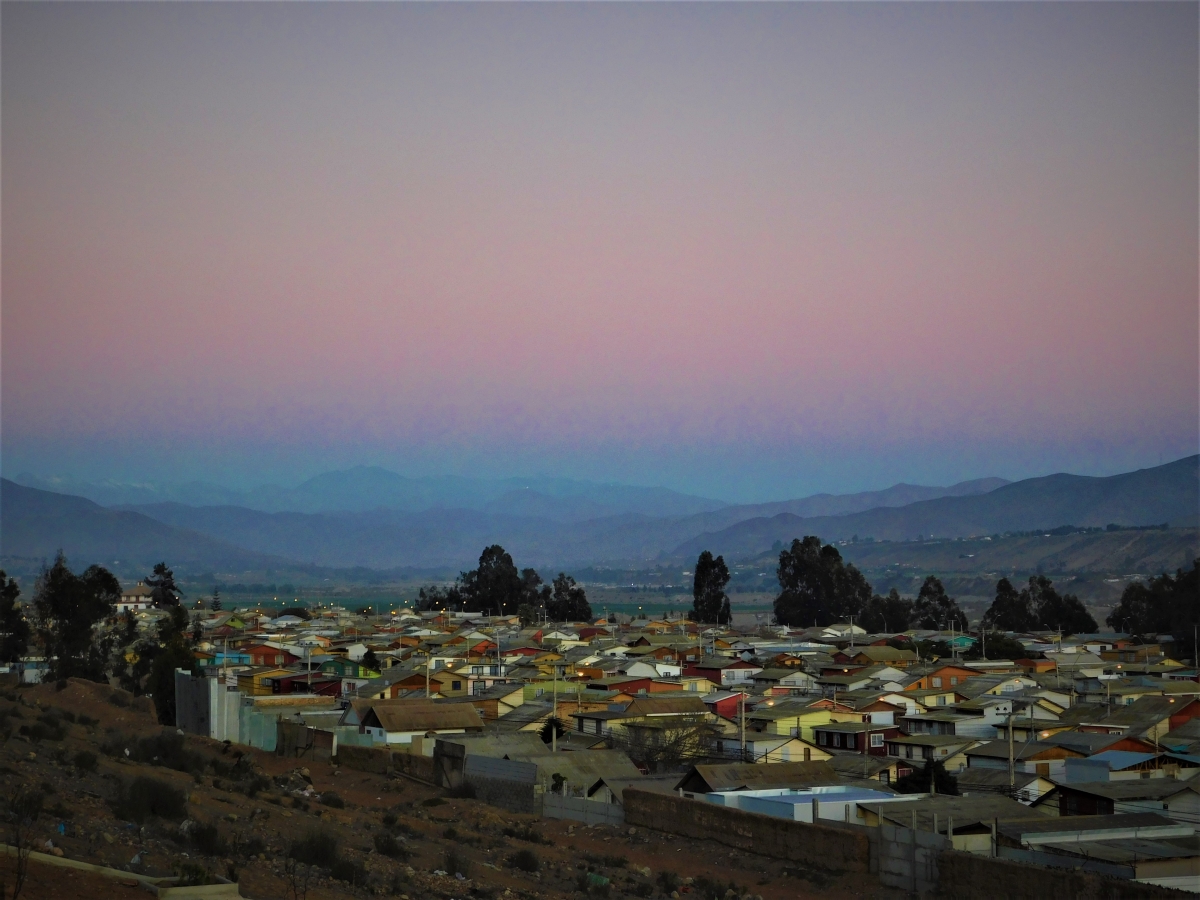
[686, 535, 1121, 639]
[416, 545, 592, 624]
[0, 554, 196, 725]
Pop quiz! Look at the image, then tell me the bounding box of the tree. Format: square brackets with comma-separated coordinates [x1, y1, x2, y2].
[773, 536, 871, 627]
[33, 553, 119, 682]
[416, 584, 463, 612]
[895, 759, 958, 795]
[547, 574, 592, 622]
[981, 578, 1036, 632]
[1107, 560, 1198, 642]
[859, 588, 912, 633]
[4, 785, 43, 900]
[690, 551, 731, 625]
[0, 571, 30, 664]
[210, 589, 222, 612]
[362, 649, 380, 672]
[459, 545, 523, 616]
[1026, 575, 1096, 634]
[964, 632, 1029, 660]
[909, 576, 968, 631]
[145, 562, 183, 609]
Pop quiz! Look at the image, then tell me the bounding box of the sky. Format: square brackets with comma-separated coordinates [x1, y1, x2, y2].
[2, 2, 1197, 503]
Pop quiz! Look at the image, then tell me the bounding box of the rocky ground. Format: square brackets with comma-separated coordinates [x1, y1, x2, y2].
[0, 678, 898, 899]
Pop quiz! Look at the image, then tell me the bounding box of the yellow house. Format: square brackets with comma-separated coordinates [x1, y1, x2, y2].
[236, 667, 294, 697]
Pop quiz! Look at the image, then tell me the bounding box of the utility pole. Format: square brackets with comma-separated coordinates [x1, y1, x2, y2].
[739, 689, 746, 761]
[1007, 705, 1015, 789]
[425, 651, 431, 698]
[552, 663, 558, 753]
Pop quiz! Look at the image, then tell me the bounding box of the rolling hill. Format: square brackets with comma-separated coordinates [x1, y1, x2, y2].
[0, 479, 295, 577]
[672, 455, 1200, 560]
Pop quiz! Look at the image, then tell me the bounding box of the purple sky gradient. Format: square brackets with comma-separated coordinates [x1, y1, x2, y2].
[2, 3, 1197, 501]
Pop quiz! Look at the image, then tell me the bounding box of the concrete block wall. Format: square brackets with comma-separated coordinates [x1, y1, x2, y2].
[622, 788, 871, 874]
[937, 850, 1186, 900]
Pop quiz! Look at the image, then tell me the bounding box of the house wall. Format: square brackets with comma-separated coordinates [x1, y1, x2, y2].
[621, 788, 870, 874]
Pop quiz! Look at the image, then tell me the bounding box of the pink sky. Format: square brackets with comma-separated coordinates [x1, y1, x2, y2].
[2, 3, 1196, 499]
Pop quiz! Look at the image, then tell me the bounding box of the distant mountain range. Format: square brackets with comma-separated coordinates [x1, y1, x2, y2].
[2, 457, 1194, 575]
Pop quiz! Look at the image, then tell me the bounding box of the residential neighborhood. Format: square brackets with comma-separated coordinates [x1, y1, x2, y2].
[145, 600, 1200, 895]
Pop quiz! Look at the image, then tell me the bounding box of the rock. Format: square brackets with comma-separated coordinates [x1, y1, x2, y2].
[102, 833, 115, 844]
[299, 767, 310, 778]
[638, 866, 652, 878]
[130, 853, 141, 866]
[281, 811, 292, 818]
[26, 752, 35, 761]
[50, 847, 64, 857]
[628, 827, 637, 836]
[42, 839, 54, 851]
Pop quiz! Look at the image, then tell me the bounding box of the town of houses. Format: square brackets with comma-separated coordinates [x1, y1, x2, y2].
[102, 599, 1200, 894]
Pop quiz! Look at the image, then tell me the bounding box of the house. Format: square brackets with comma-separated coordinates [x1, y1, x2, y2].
[833, 646, 919, 669]
[824, 753, 908, 786]
[242, 644, 302, 668]
[963, 739, 1081, 772]
[955, 767, 1054, 805]
[685, 657, 763, 687]
[884, 735, 977, 772]
[812, 722, 899, 757]
[117, 582, 155, 613]
[1046, 780, 1200, 819]
[345, 699, 485, 747]
[901, 664, 980, 691]
[673, 760, 838, 793]
[996, 813, 1200, 889]
[710, 734, 831, 765]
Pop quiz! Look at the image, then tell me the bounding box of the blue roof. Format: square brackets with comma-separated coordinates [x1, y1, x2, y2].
[1088, 750, 1156, 770]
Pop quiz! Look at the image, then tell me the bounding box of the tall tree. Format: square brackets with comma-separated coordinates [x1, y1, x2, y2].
[909, 576, 968, 631]
[691, 551, 732, 625]
[145, 563, 183, 609]
[209, 589, 222, 612]
[859, 588, 912, 633]
[547, 573, 592, 622]
[1026, 575, 1096, 634]
[981, 577, 1036, 632]
[0, 571, 30, 664]
[1107, 560, 1198, 641]
[773, 536, 871, 627]
[459, 545, 523, 616]
[33, 553, 119, 682]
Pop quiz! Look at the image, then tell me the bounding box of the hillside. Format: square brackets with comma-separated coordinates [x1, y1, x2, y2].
[0, 478, 294, 577]
[672, 456, 1199, 560]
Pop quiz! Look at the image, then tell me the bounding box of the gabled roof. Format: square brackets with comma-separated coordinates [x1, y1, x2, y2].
[675, 760, 838, 793]
[1056, 780, 1200, 802]
[366, 701, 484, 734]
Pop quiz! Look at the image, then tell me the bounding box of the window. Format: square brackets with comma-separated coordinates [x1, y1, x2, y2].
[847, 734, 857, 750]
[870, 733, 884, 748]
[932, 677, 942, 688]
[905, 746, 914, 759]
[818, 732, 827, 746]
[938, 696, 947, 706]
[833, 734, 842, 748]
[803, 748, 811, 762]
[452, 681, 462, 691]
[949, 677, 957, 685]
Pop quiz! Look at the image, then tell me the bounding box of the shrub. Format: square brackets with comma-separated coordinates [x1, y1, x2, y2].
[443, 848, 470, 879]
[108, 691, 131, 708]
[507, 848, 539, 873]
[657, 871, 680, 892]
[442, 826, 457, 839]
[76, 714, 97, 727]
[583, 853, 627, 869]
[330, 856, 368, 886]
[420, 797, 444, 807]
[112, 776, 187, 823]
[381, 812, 397, 827]
[373, 832, 410, 860]
[189, 821, 228, 857]
[320, 791, 345, 809]
[73, 750, 98, 773]
[176, 863, 216, 886]
[445, 782, 476, 799]
[502, 824, 550, 845]
[289, 828, 339, 868]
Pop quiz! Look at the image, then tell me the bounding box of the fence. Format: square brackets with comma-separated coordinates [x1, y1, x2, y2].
[542, 794, 625, 826]
[875, 822, 947, 894]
